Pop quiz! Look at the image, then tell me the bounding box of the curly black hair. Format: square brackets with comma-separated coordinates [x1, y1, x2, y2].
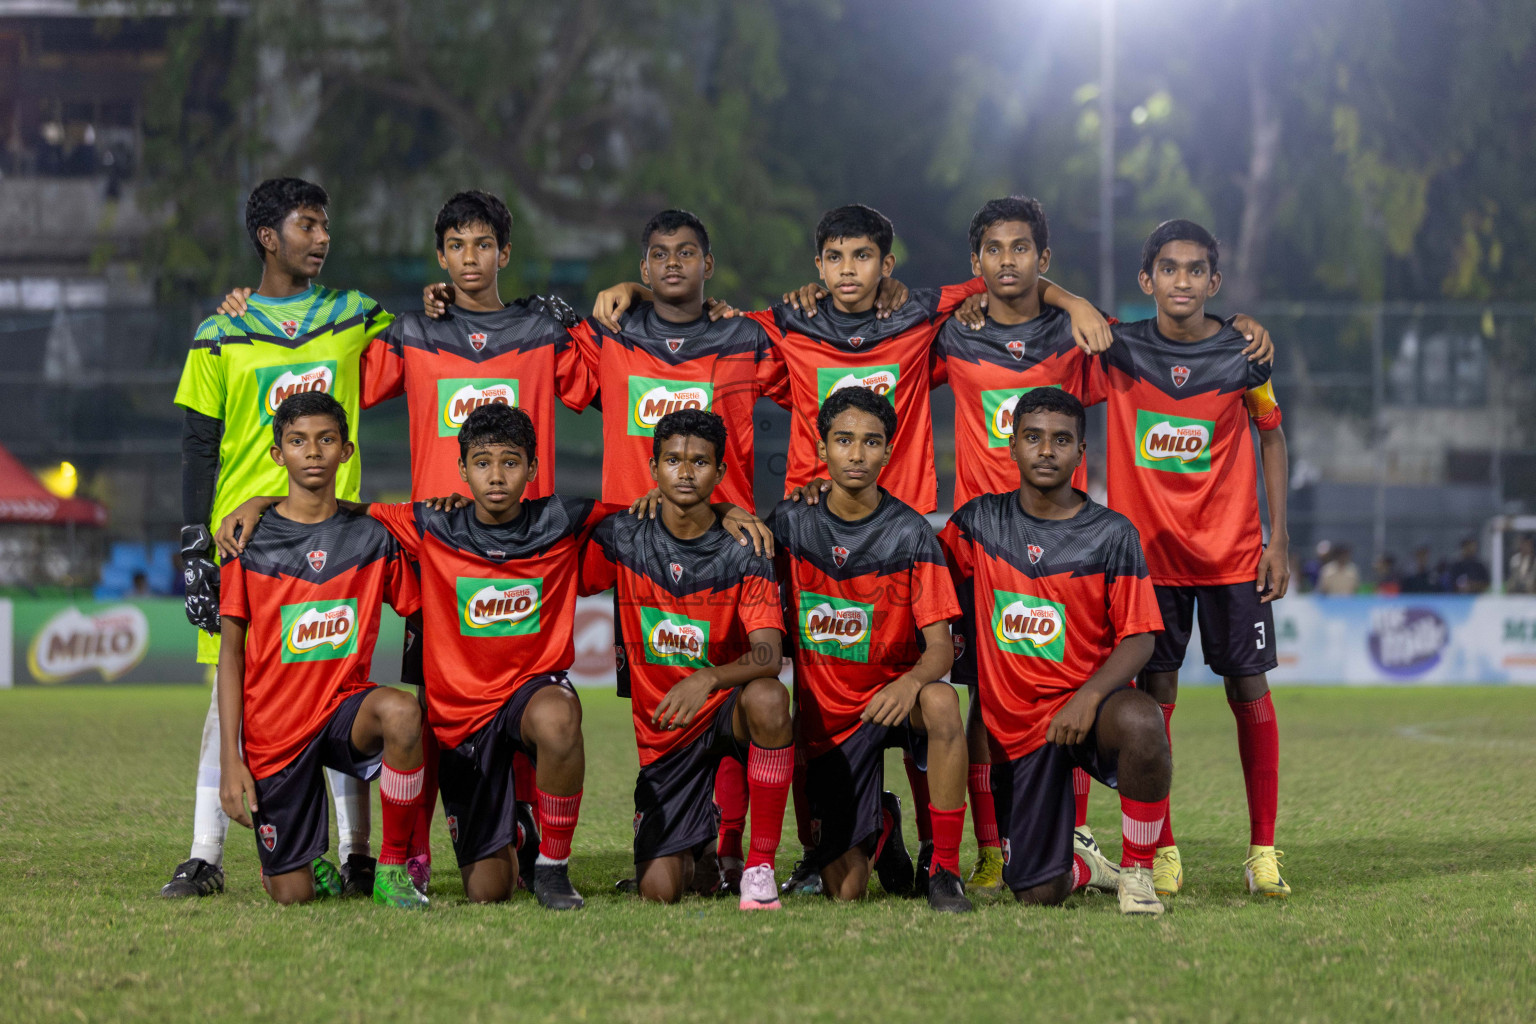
[245, 177, 328, 260]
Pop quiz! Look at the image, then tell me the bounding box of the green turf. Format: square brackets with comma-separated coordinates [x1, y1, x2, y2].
[1, 685, 1533, 1023]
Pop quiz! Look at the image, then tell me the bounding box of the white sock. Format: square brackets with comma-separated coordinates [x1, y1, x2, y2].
[535, 853, 569, 868]
[328, 769, 371, 860]
[189, 680, 228, 865]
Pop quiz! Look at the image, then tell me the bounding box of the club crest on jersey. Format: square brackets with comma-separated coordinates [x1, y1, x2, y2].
[1171, 364, 1191, 388]
[666, 337, 684, 353]
[280, 320, 299, 339]
[847, 335, 865, 349]
[670, 562, 683, 583]
[1001, 837, 1011, 865]
[633, 811, 644, 835]
[832, 545, 849, 567]
[1027, 544, 1043, 564]
[307, 549, 327, 572]
[952, 632, 966, 659]
[1006, 339, 1026, 360]
[259, 823, 276, 851]
[447, 815, 459, 843]
[467, 332, 488, 351]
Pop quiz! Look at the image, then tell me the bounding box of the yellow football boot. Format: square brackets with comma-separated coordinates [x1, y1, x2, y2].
[1152, 845, 1183, 897]
[1243, 846, 1290, 897]
[967, 845, 1005, 891]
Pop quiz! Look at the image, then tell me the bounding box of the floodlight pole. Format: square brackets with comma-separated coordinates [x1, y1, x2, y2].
[1098, 0, 1116, 315]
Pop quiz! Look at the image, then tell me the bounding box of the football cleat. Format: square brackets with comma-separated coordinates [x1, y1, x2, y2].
[872, 791, 915, 896]
[780, 857, 823, 896]
[738, 864, 781, 910]
[717, 855, 745, 897]
[1243, 846, 1291, 898]
[1117, 865, 1165, 916]
[533, 863, 585, 910]
[311, 858, 344, 899]
[1152, 845, 1183, 897]
[926, 868, 974, 913]
[514, 802, 540, 893]
[967, 845, 1005, 892]
[1074, 826, 1120, 893]
[913, 841, 934, 898]
[339, 853, 376, 898]
[159, 858, 225, 899]
[613, 877, 639, 894]
[373, 863, 429, 909]
[405, 853, 431, 896]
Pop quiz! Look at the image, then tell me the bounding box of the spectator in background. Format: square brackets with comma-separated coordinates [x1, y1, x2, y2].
[1374, 553, 1401, 595]
[1401, 545, 1441, 593]
[1449, 536, 1491, 595]
[1317, 544, 1361, 596]
[130, 571, 151, 597]
[1301, 540, 1331, 591]
[1508, 535, 1536, 594]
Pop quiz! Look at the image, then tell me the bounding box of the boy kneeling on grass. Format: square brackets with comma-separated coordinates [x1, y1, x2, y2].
[218, 391, 428, 908]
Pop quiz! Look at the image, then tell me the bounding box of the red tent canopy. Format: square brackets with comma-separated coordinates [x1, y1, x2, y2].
[0, 443, 107, 526]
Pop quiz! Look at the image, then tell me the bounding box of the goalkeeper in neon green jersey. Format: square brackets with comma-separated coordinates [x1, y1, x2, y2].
[162, 178, 393, 899]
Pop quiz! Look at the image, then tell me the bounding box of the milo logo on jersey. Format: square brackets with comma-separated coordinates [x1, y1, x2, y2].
[799, 592, 874, 662]
[280, 599, 360, 663]
[1135, 409, 1215, 473]
[640, 606, 712, 668]
[817, 364, 899, 403]
[980, 386, 1047, 447]
[627, 376, 714, 436]
[255, 361, 338, 424]
[458, 577, 543, 637]
[991, 591, 1066, 662]
[438, 378, 519, 436]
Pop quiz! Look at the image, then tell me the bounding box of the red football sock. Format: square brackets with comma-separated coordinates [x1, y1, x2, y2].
[715, 755, 749, 862]
[1230, 693, 1279, 846]
[513, 752, 539, 825]
[409, 724, 438, 860]
[745, 744, 793, 870]
[928, 803, 965, 876]
[1072, 767, 1091, 830]
[536, 789, 581, 864]
[1157, 702, 1176, 848]
[903, 754, 933, 844]
[967, 764, 1000, 848]
[1070, 853, 1090, 892]
[1120, 795, 1164, 869]
[379, 761, 425, 866]
[792, 748, 814, 851]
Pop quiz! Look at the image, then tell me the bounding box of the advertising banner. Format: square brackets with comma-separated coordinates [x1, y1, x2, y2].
[6, 594, 1535, 688]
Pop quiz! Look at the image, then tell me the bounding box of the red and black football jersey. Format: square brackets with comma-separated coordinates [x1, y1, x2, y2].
[1085, 318, 1283, 586]
[220, 507, 420, 779]
[580, 515, 782, 765]
[568, 304, 779, 507]
[931, 306, 1090, 507]
[767, 491, 960, 757]
[938, 493, 1161, 760]
[368, 497, 621, 748]
[747, 279, 984, 514]
[361, 304, 595, 501]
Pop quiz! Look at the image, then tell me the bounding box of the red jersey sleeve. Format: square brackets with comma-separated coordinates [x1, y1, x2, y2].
[1083, 351, 1109, 407]
[555, 330, 599, 413]
[933, 277, 987, 316]
[565, 321, 602, 410]
[1106, 526, 1164, 639]
[937, 519, 975, 584]
[366, 502, 423, 560]
[219, 556, 249, 622]
[384, 545, 422, 617]
[360, 330, 405, 410]
[911, 536, 962, 629]
[738, 570, 784, 635]
[749, 313, 789, 402]
[578, 517, 619, 596]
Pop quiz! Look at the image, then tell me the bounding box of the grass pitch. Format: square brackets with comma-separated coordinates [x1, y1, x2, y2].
[1, 685, 1533, 1023]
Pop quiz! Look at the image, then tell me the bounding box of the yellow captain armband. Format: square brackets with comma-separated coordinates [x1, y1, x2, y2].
[1246, 379, 1283, 430]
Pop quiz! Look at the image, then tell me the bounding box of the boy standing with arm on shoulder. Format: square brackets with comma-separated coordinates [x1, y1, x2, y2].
[217, 392, 426, 907]
[1087, 220, 1292, 898]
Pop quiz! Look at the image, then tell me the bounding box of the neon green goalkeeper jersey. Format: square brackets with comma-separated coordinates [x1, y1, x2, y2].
[174, 283, 393, 662]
